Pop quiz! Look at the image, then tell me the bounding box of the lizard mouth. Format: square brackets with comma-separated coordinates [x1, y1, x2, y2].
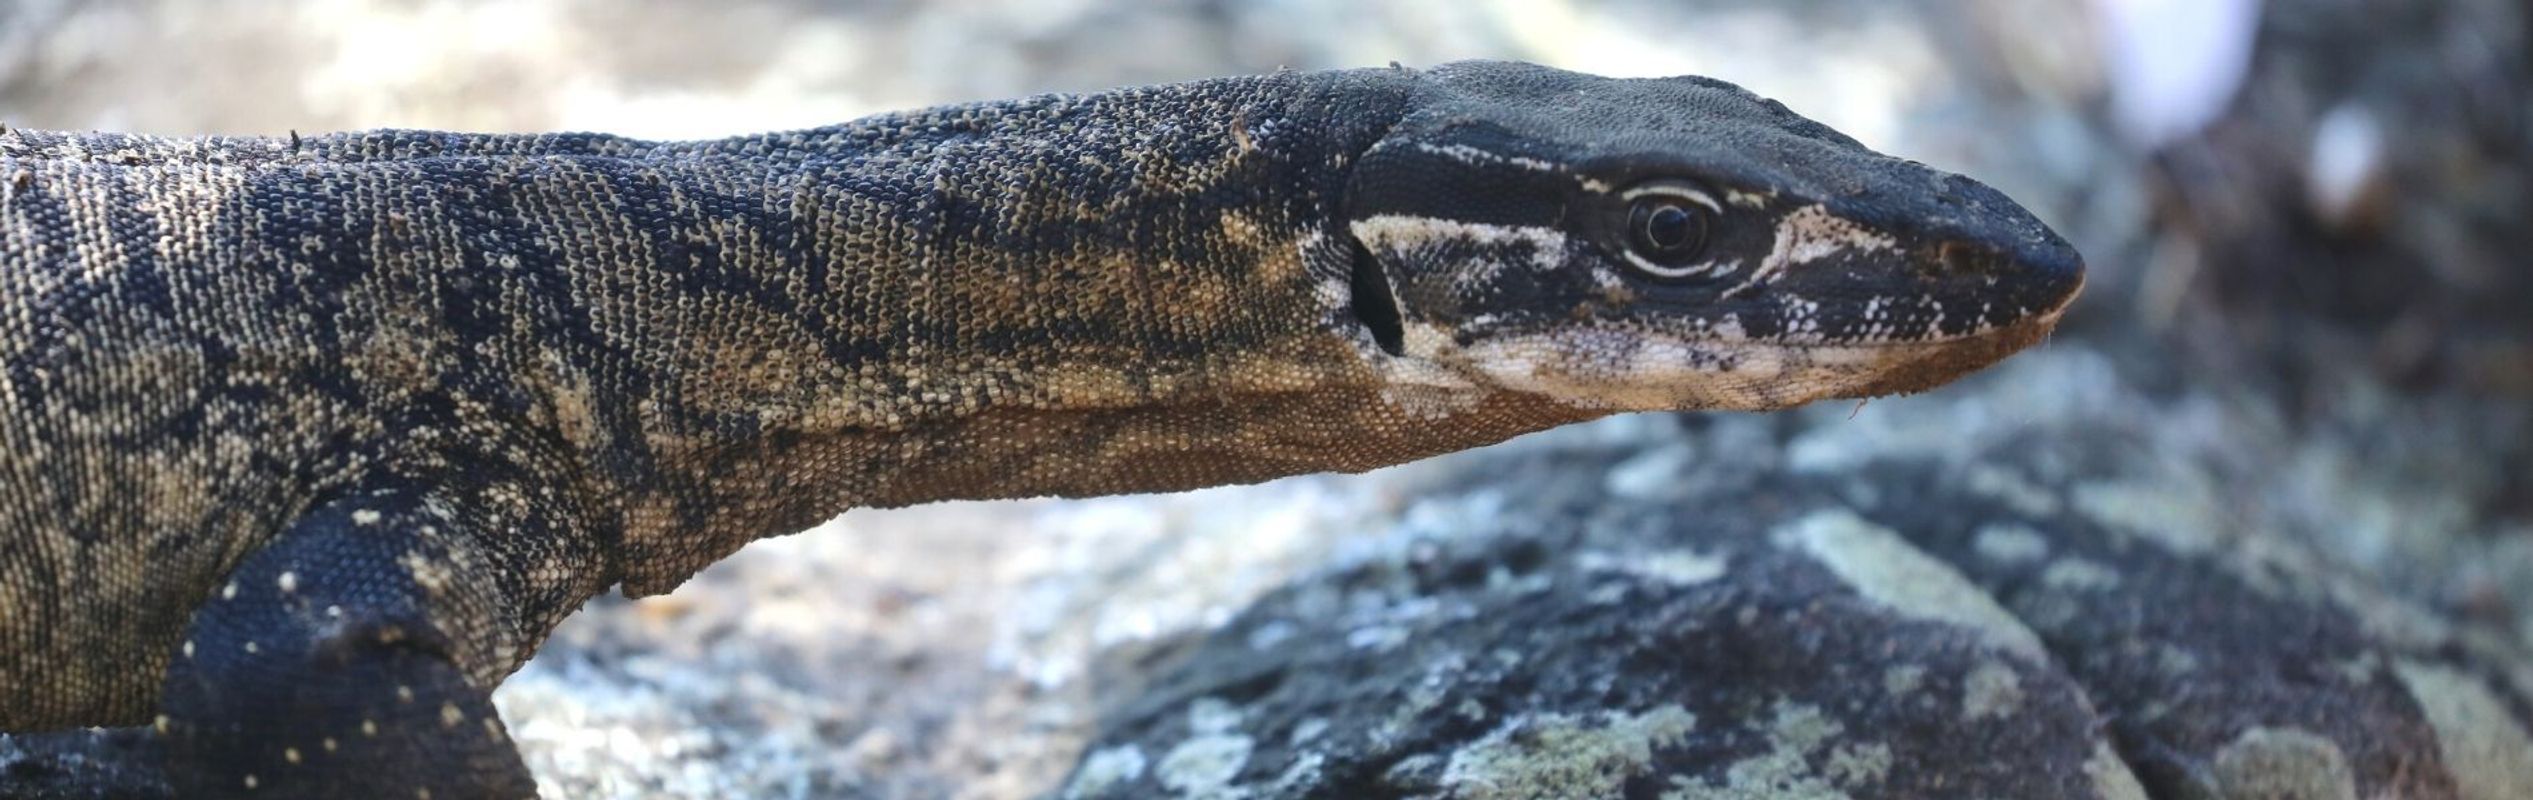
[1830, 296, 2075, 398]
[1446, 274, 2082, 412]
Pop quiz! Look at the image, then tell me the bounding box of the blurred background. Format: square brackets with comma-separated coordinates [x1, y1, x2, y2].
[2, 0, 2525, 797]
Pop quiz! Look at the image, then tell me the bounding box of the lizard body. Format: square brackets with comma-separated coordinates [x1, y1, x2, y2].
[0, 61, 2078, 796]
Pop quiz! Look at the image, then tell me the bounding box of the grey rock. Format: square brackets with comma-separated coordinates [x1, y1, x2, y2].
[1060, 388, 2533, 799]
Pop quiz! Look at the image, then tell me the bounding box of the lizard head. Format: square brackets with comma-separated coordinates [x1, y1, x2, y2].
[1337, 61, 2084, 412]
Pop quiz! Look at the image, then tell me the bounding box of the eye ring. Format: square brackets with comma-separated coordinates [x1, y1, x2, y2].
[1617, 181, 1723, 280]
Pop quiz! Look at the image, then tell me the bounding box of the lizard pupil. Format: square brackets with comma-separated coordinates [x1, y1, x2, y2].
[1642, 205, 1697, 250]
[1625, 195, 1711, 269]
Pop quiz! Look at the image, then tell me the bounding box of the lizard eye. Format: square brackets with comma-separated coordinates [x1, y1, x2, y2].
[1619, 181, 1721, 279]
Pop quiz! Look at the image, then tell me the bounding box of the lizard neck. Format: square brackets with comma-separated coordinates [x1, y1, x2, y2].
[573, 69, 1587, 591]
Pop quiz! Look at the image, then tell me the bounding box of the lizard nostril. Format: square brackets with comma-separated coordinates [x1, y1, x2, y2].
[1934, 242, 2006, 277]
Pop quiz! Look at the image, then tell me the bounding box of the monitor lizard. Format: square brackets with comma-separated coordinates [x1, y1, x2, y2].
[0, 60, 2081, 797]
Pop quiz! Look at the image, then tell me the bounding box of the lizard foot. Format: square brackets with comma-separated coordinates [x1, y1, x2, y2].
[157, 489, 538, 799]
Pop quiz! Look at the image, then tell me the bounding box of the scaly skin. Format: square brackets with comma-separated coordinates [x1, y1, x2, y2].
[0, 61, 2078, 796]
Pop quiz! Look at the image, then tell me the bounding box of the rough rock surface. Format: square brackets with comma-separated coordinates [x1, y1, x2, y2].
[1056, 345, 2533, 799]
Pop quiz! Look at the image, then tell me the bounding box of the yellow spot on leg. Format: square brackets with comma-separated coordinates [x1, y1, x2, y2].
[243, 641, 259, 654]
[323, 737, 338, 753]
[153, 715, 169, 735]
[244, 774, 258, 790]
[440, 702, 463, 728]
[362, 719, 378, 737]
[396, 685, 414, 703]
[352, 509, 382, 525]
[284, 747, 301, 765]
[277, 571, 297, 594]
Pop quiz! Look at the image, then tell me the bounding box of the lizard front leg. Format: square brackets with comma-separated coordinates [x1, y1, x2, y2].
[157, 479, 577, 799]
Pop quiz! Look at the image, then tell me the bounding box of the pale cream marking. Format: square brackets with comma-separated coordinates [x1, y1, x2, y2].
[1398, 321, 1459, 363]
[1372, 322, 1488, 420]
[1721, 204, 1899, 300]
[1455, 326, 1969, 412]
[1412, 142, 1563, 175]
[1774, 294, 1826, 341]
[1588, 265, 1628, 292]
[1217, 212, 1261, 245]
[1621, 183, 1723, 212]
[1713, 315, 1746, 340]
[1350, 215, 1570, 276]
[1725, 189, 1773, 210]
[399, 551, 454, 595]
[1628, 257, 1734, 281]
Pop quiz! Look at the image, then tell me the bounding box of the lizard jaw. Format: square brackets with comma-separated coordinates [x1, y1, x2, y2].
[1445, 283, 2080, 413]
